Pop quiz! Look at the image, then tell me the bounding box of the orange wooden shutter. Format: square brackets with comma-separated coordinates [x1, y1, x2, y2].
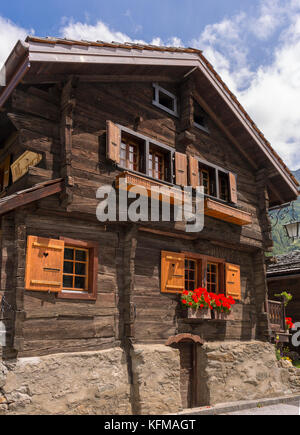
[175, 152, 188, 186]
[106, 121, 121, 164]
[229, 172, 238, 204]
[25, 236, 65, 292]
[3, 155, 10, 189]
[188, 156, 199, 188]
[225, 263, 241, 300]
[161, 251, 185, 293]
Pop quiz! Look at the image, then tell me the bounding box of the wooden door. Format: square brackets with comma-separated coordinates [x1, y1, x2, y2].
[178, 342, 195, 409]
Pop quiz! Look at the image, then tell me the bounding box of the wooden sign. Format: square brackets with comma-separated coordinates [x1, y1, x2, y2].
[11, 151, 42, 183]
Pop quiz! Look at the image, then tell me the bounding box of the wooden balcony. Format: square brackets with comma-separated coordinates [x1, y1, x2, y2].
[116, 171, 185, 205]
[204, 198, 252, 226]
[116, 172, 253, 227]
[266, 299, 290, 343]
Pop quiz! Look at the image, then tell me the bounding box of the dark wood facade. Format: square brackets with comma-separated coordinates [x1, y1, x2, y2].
[0, 38, 298, 408]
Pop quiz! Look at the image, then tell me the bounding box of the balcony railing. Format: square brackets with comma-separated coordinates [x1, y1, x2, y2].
[266, 299, 286, 332]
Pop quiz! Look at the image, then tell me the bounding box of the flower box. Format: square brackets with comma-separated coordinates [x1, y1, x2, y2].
[212, 310, 234, 320]
[187, 307, 211, 319]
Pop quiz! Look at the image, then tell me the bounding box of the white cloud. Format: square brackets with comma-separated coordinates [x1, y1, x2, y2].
[192, 0, 300, 170]
[0, 16, 33, 68]
[61, 19, 139, 44]
[60, 18, 183, 48]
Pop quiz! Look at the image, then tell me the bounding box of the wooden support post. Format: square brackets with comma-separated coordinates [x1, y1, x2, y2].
[60, 77, 77, 209]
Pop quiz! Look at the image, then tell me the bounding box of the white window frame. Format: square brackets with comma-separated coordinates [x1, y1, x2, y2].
[152, 83, 178, 117]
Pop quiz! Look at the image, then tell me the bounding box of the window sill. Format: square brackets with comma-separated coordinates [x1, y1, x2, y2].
[56, 291, 97, 301]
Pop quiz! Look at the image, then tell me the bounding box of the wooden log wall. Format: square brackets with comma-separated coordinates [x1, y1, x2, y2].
[133, 232, 257, 344]
[14, 209, 120, 357]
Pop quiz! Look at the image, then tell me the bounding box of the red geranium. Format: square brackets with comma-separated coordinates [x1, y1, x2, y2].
[181, 287, 235, 312]
[285, 317, 294, 329]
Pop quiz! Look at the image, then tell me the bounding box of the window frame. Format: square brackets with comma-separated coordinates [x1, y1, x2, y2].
[117, 124, 175, 185]
[197, 157, 237, 206]
[193, 99, 209, 134]
[57, 237, 99, 301]
[152, 83, 179, 117]
[182, 252, 225, 293]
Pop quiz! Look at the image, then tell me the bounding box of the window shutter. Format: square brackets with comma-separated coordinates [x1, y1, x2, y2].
[229, 172, 238, 204]
[188, 156, 199, 189]
[25, 236, 65, 292]
[175, 152, 188, 186]
[161, 250, 185, 293]
[225, 263, 241, 300]
[106, 121, 121, 164]
[3, 155, 10, 189]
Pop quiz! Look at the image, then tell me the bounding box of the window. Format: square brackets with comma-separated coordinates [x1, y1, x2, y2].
[198, 159, 235, 204]
[63, 247, 89, 292]
[120, 133, 141, 172]
[200, 168, 210, 195]
[161, 250, 241, 300]
[207, 262, 219, 292]
[58, 237, 98, 300]
[152, 83, 178, 117]
[185, 259, 197, 291]
[108, 122, 174, 183]
[25, 235, 98, 301]
[149, 146, 166, 181]
[219, 172, 229, 202]
[193, 100, 209, 133]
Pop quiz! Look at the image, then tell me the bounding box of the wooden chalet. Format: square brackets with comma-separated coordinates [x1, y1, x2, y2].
[0, 36, 299, 413]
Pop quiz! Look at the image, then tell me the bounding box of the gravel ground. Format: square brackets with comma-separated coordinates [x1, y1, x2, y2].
[222, 400, 300, 415]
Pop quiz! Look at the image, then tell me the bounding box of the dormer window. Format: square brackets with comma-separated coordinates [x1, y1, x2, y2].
[152, 83, 178, 117]
[193, 100, 209, 133]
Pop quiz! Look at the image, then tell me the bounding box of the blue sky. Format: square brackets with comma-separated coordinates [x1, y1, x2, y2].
[0, 0, 300, 170]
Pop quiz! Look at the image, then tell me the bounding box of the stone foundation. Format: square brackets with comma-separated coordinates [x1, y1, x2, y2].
[197, 340, 295, 405]
[131, 344, 182, 414]
[0, 347, 131, 415]
[0, 341, 299, 414]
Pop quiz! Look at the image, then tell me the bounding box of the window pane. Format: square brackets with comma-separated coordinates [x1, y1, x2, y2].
[63, 261, 73, 274]
[75, 250, 87, 262]
[75, 276, 86, 289]
[75, 262, 86, 276]
[63, 275, 73, 288]
[158, 90, 174, 111]
[64, 248, 74, 260]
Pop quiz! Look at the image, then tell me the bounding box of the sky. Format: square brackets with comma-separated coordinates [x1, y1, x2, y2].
[0, 0, 300, 171]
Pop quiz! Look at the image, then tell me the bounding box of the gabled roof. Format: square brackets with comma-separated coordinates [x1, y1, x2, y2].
[0, 36, 299, 205]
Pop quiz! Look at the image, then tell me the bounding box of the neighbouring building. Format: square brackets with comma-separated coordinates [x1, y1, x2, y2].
[0, 37, 299, 414]
[267, 251, 300, 347]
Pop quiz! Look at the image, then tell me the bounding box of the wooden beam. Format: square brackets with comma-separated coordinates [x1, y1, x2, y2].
[139, 226, 198, 241]
[22, 74, 179, 85]
[0, 180, 63, 216]
[192, 92, 258, 170]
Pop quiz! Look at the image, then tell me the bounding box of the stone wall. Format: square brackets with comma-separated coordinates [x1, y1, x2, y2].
[197, 340, 295, 406]
[0, 347, 131, 415]
[130, 344, 182, 414]
[0, 341, 299, 414]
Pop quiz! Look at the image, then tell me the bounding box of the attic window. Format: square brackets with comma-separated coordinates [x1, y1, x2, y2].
[152, 83, 178, 117]
[193, 100, 209, 133]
